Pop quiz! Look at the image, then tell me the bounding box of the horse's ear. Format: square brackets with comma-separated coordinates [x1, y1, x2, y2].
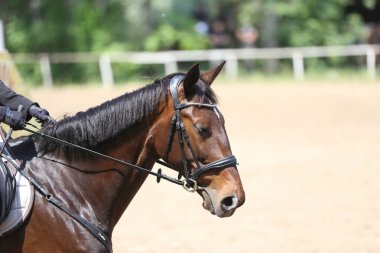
[200, 61, 226, 86]
[183, 63, 200, 96]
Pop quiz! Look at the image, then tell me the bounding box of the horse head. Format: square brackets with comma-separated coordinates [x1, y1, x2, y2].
[153, 62, 245, 217]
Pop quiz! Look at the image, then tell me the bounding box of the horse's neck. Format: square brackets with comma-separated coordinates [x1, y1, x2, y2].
[101, 127, 159, 227]
[30, 121, 159, 234]
[85, 123, 159, 230]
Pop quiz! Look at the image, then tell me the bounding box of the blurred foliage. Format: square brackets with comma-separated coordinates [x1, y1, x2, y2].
[144, 17, 209, 51]
[272, 1, 362, 46]
[0, 0, 370, 84]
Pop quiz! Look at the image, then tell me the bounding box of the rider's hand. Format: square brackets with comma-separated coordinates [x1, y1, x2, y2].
[28, 104, 52, 125]
[3, 107, 26, 130]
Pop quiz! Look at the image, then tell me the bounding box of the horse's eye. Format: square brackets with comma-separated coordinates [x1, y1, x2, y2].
[194, 124, 211, 137]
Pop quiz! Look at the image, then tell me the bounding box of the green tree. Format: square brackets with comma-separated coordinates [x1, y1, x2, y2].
[0, 0, 367, 83]
[1, 0, 128, 83]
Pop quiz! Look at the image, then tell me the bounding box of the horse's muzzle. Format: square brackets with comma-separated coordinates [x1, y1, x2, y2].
[200, 185, 245, 218]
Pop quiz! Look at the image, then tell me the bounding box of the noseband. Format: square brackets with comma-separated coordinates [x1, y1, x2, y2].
[163, 75, 238, 191]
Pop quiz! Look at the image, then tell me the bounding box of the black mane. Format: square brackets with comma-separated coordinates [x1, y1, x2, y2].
[33, 74, 218, 162]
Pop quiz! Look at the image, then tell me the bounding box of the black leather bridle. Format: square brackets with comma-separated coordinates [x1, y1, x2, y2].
[160, 75, 238, 191]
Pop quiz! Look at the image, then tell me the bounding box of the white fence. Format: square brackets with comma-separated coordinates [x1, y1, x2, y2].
[7, 44, 380, 87]
[0, 20, 5, 52]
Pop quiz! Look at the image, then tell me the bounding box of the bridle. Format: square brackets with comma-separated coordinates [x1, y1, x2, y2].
[160, 75, 238, 191]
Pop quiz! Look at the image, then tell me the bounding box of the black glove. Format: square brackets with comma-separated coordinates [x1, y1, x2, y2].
[28, 104, 52, 125]
[3, 107, 26, 130]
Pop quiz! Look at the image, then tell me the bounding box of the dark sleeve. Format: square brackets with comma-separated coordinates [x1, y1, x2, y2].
[0, 106, 6, 121]
[0, 80, 34, 119]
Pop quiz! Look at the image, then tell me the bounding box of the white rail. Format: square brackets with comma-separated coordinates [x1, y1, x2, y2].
[10, 44, 380, 87]
[0, 20, 5, 52]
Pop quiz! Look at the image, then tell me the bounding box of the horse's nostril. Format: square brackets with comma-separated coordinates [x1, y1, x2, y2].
[221, 195, 238, 212]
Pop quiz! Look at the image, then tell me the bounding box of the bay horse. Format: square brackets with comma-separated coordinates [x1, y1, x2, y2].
[0, 62, 245, 253]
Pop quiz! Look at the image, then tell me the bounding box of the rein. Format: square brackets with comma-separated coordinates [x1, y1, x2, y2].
[22, 126, 185, 187]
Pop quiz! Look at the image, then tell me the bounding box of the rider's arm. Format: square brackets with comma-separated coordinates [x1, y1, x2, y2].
[0, 80, 52, 128]
[0, 80, 34, 120]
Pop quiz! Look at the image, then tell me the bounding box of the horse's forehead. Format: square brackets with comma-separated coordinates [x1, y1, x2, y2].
[186, 106, 224, 127]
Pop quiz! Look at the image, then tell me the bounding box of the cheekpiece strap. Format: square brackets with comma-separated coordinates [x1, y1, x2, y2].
[169, 75, 185, 107]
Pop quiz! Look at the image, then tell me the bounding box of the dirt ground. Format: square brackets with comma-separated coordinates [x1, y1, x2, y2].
[29, 80, 380, 253]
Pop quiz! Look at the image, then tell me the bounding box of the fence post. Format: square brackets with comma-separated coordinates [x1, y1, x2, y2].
[99, 54, 114, 87]
[164, 60, 178, 75]
[225, 52, 238, 78]
[0, 20, 5, 51]
[40, 54, 53, 88]
[292, 51, 304, 81]
[366, 47, 376, 79]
